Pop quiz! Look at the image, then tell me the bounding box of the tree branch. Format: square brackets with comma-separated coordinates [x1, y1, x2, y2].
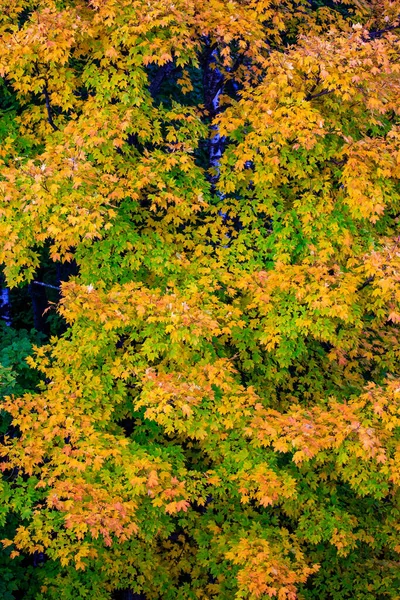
[367, 23, 400, 39]
[148, 61, 176, 98]
[33, 281, 60, 290]
[305, 88, 334, 101]
[357, 276, 375, 292]
[42, 84, 59, 131]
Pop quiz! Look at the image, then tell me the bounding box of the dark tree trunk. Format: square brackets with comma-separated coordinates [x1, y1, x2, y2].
[28, 282, 50, 335]
[149, 61, 175, 98]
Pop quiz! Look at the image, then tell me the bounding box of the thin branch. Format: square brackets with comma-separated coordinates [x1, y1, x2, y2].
[305, 88, 335, 101]
[304, 68, 321, 100]
[33, 281, 60, 290]
[42, 85, 59, 131]
[367, 23, 400, 39]
[357, 276, 375, 292]
[329, 158, 347, 167]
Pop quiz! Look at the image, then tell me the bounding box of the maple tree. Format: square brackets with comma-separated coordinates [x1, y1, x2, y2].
[0, 0, 400, 598]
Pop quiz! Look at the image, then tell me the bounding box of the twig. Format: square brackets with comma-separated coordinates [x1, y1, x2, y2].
[33, 281, 60, 290]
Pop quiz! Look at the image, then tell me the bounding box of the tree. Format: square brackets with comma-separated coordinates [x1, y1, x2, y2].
[0, 1, 400, 598]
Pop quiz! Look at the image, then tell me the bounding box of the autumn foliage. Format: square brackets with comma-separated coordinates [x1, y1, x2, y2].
[0, 0, 400, 598]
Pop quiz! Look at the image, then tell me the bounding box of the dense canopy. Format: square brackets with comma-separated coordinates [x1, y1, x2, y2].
[0, 1, 400, 598]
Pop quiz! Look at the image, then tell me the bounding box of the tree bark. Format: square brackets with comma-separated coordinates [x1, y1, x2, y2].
[202, 42, 225, 185]
[0, 285, 11, 326]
